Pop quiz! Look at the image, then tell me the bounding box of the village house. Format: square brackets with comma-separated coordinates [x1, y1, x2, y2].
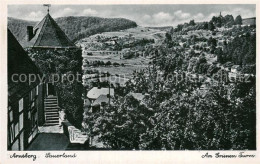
[8, 29, 44, 150]
[87, 87, 115, 103]
[229, 65, 241, 82]
[129, 93, 145, 102]
[86, 87, 115, 112]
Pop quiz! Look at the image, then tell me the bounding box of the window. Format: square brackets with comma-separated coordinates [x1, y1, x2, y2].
[28, 111, 31, 120]
[12, 102, 19, 123]
[9, 111, 13, 122]
[9, 124, 14, 143]
[31, 109, 37, 129]
[19, 131, 24, 150]
[34, 112, 37, 122]
[19, 113, 23, 131]
[30, 91, 33, 101]
[19, 98, 23, 112]
[28, 134, 33, 143]
[14, 123, 19, 137]
[24, 94, 29, 110]
[36, 85, 39, 96]
[32, 88, 36, 99]
[33, 129, 37, 138]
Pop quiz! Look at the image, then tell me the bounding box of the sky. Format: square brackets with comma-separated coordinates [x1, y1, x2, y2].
[8, 4, 256, 27]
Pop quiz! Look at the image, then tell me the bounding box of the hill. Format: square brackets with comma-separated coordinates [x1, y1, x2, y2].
[8, 17, 36, 43]
[8, 16, 137, 43]
[146, 26, 173, 33]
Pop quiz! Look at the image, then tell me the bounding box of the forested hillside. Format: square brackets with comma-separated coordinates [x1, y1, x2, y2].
[8, 17, 36, 42]
[8, 16, 137, 43]
[56, 16, 137, 42]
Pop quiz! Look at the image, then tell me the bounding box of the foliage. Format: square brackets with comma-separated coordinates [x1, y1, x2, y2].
[223, 33, 256, 65]
[85, 95, 154, 149]
[7, 17, 36, 43]
[85, 44, 256, 150]
[27, 48, 83, 128]
[235, 15, 242, 25]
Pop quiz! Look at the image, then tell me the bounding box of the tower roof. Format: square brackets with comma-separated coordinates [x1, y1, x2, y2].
[21, 13, 76, 48]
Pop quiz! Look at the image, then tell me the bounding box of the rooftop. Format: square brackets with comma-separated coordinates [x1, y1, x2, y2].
[8, 29, 41, 103]
[92, 95, 111, 106]
[87, 87, 114, 100]
[21, 13, 76, 48]
[231, 65, 241, 69]
[130, 93, 145, 101]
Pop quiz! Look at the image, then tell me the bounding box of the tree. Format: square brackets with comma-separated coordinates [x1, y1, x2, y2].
[215, 47, 224, 63]
[84, 39, 256, 150]
[189, 20, 196, 26]
[235, 15, 242, 25]
[105, 61, 112, 66]
[208, 21, 215, 31]
[165, 32, 172, 41]
[223, 15, 235, 27]
[85, 94, 154, 150]
[203, 22, 209, 30]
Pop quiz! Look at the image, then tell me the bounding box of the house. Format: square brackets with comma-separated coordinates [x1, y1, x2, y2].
[92, 95, 111, 106]
[84, 98, 91, 107]
[88, 90, 114, 113]
[87, 87, 115, 102]
[8, 29, 44, 150]
[229, 65, 241, 82]
[129, 93, 145, 101]
[231, 65, 241, 73]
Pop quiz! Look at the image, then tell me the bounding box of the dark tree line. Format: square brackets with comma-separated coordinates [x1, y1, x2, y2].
[173, 14, 243, 33]
[216, 32, 256, 67]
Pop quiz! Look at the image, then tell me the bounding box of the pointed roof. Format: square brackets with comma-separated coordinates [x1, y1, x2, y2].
[8, 29, 42, 103]
[21, 13, 76, 48]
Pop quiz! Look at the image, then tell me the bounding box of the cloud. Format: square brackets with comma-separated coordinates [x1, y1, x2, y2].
[222, 7, 255, 19]
[52, 8, 77, 17]
[27, 11, 44, 21]
[153, 12, 173, 21]
[82, 9, 98, 16]
[139, 12, 174, 26]
[174, 10, 191, 19]
[193, 13, 204, 20]
[52, 8, 99, 18]
[143, 14, 151, 20]
[140, 10, 194, 26]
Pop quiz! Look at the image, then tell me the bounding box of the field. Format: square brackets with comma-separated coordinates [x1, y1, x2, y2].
[99, 26, 165, 40]
[80, 26, 166, 79]
[78, 26, 166, 46]
[83, 53, 151, 78]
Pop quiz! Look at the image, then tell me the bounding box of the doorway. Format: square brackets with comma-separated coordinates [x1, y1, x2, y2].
[47, 83, 55, 96]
